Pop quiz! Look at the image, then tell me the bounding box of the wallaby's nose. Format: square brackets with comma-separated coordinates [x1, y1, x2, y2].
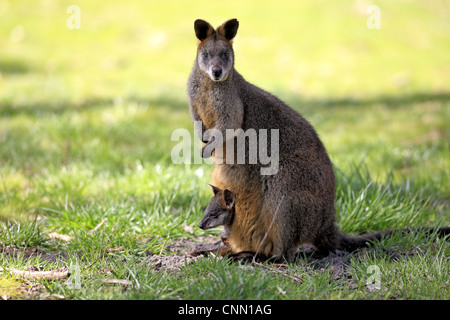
[198, 221, 205, 230]
[212, 67, 222, 79]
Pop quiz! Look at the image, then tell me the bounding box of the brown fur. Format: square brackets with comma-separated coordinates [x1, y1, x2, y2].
[211, 159, 283, 258]
[191, 96, 217, 130]
[199, 185, 235, 235]
[188, 19, 450, 262]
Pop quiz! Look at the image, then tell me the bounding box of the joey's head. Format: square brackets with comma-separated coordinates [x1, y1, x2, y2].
[194, 18, 239, 82]
[198, 184, 235, 230]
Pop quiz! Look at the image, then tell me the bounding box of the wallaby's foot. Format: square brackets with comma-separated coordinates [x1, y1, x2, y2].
[308, 249, 331, 259]
[294, 245, 323, 262]
[188, 240, 234, 257]
[217, 244, 233, 257]
[228, 251, 276, 263]
[188, 240, 222, 257]
[229, 251, 255, 262]
[201, 145, 211, 158]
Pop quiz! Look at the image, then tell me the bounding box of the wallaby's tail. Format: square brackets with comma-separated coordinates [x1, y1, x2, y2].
[338, 226, 450, 252]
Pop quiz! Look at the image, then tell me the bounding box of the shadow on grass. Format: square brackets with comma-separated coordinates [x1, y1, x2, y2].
[283, 91, 450, 110]
[0, 59, 31, 75]
[0, 94, 189, 118]
[1, 90, 450, 118]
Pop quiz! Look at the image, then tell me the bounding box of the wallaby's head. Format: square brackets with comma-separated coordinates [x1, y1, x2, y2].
[199, 184, 235, 230]
[193, 18, 239, 82]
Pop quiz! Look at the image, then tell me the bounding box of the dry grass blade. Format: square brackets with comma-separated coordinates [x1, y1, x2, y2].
[0, 266, 69, 281]
[48, 232, 72, 242]
[89, 218, 107, 234]
[253, 196, 285, 263]
[106, 246, 124, 253]
[100, 279, 132, 286]
[40, 293, 67, 300]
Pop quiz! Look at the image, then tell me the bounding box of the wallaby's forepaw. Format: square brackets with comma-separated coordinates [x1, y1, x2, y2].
[230, 251, 255, 262]
[221, 236, 230, 247]
[201, 137, 216, 158]
[201, 145, 213, 158]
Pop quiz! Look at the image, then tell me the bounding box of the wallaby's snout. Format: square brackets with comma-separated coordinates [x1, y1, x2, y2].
[198, 213, 216, 230]
[211, 66, 223, 80]
[198, 220, 206, 230]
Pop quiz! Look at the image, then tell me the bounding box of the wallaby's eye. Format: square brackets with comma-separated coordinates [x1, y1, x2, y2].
[202, 51, 208, 59]
[210, 212, 218, 218]
[223, 50, 229, 58]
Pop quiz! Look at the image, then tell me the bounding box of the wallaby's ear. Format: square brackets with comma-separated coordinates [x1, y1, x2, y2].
[194, 19, 215, 41]
[223, 189, 235, 209]
[208, 184, 221, 195]
[217, 18, 239, 41]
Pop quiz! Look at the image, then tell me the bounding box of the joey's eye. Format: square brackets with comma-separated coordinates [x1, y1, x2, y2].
[202, 52, 208, 59]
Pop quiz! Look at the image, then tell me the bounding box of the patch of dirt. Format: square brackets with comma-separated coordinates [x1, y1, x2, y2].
[165, 236, 221, 254]
[143, 236, 225, 273]
[4, 235, 441, 300]
[145, 254, 200, 272]
[3, 235, 436, 289]
[1, 245, 67, 262]
[146, 237, 361, 278]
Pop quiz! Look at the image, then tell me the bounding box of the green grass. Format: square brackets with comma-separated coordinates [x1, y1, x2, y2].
[1, 0, 449, 300]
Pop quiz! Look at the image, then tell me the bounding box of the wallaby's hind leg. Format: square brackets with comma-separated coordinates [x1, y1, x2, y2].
[313, 223, 340, 256]
[277, 236, 302, 263]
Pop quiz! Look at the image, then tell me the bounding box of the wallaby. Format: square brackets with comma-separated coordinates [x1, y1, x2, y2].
[199, 185, 450, 259]
[187, 18, 450, 262]
[198, 184, 235, 243]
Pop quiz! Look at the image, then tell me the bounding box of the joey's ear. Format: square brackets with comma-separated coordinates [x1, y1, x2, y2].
[208, 184, 221, 195]
[223, 189, 235, 209]
[217, 18, 239, 41]
[194, 19, 215, 41]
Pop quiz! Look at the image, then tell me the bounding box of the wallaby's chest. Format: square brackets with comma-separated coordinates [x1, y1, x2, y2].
[189, 75, 230, 130]
[192, 91, 218, 130]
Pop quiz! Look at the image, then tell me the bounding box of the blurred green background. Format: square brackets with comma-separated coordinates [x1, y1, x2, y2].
[0, 0, 449, 221]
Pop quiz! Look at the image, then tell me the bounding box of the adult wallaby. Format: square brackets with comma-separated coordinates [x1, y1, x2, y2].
[187, 18, 450, 261]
